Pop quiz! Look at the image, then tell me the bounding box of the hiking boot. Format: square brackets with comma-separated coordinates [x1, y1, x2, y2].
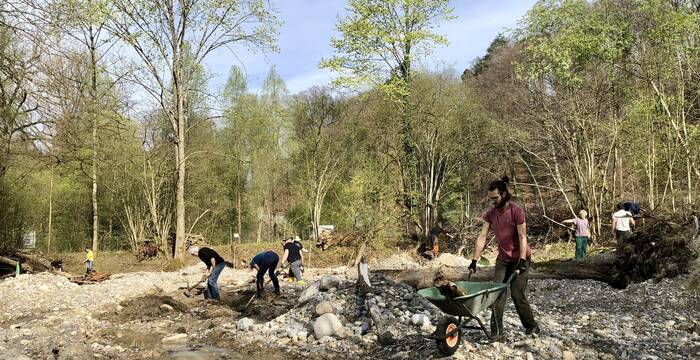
[274, 288, 281, 296]
[525, 325, 540, 335]
[255, 291, 263, 299]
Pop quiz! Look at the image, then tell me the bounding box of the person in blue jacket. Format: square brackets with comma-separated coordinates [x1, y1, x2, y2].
[249, 250, 281, 298]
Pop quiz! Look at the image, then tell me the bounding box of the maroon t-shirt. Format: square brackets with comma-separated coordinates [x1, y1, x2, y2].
[483, 202, 531, 262]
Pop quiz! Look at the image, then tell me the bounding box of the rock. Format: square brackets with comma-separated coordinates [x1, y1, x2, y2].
[378, 330, 396, 345]
[299, 282, 321, 304]
[313, 313, 343, 338]
[161, 334, 188, 343]
[319, 275, 340, 291]
[562, 351, 575, 360]
[592, 329, 608, 338]
[315, 301, 336, 315]
[160, 304, 174, 312]
[237, 318, 255, 331]
[297, 331, 308, 342]
[286, 323, 305, 338]
[411, 314, 430, 328]
[20, 329, 32, 337]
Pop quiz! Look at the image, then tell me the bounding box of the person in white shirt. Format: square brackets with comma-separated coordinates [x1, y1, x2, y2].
[612, 202, 635, 241]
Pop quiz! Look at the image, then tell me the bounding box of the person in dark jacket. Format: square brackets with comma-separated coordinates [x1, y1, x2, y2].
[249, 250, 281, 298]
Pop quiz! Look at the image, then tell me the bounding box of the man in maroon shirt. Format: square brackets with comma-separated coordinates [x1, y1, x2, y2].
[469, 176, 540, 340]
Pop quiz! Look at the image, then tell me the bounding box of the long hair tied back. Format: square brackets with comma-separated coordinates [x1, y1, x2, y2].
[488, 176, 511, 202]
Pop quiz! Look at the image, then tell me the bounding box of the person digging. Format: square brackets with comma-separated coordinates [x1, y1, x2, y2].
[281, 237, 305, 285]
[188, 246, 226, 301]
[249, 250, 281, 298]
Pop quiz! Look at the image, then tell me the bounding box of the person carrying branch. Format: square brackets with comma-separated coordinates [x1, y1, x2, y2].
[188, 246, 226, 301]
[563, 210, 591, 259]
[468, 176, 540, 340]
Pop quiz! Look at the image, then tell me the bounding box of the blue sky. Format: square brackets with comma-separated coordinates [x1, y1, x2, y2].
[204, 0, 539, 95]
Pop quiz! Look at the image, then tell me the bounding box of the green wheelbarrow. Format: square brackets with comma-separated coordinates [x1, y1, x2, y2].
[417, 272, 517, 356]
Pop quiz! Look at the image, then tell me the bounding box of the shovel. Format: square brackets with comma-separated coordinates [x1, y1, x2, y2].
[239, 270, 282, 311]
[182, 274, 208, 297]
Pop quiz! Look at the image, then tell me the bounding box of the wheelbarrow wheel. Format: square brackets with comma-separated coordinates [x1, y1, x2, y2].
[435, 316, 461, 356]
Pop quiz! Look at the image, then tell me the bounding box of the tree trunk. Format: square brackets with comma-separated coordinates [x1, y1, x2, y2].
[381, 254, 619, 289]
[89, 30, 99, 257]
[47, 166, 53, 255]
[236, 188, 242, 241]
[175, 106, 186, 259]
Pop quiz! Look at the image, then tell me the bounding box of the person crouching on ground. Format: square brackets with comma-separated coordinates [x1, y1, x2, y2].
[188, 246, 226, 301]
[249, 250, 281, 298]
[281, 237, 304, 284]
[563, 210, 591, 259]
[468, 176, 540, 340]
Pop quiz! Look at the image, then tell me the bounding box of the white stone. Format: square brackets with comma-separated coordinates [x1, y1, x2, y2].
[237, 317, 255, 331]
[313, 313, 343, 338]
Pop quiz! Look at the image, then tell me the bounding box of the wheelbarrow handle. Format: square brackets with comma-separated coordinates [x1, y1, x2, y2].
[505, 270, 520, 285]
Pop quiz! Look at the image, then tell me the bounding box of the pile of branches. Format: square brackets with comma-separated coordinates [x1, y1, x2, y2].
[614, 214, 699, 287]
[135, 241, 159, 261]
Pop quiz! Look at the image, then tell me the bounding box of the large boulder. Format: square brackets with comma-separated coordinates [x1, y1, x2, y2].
[319, 275, 340, 291]
[313, 313, 344, 338]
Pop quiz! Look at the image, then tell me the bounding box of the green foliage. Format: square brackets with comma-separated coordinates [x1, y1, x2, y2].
[515, 0, 632, 87]
[321, 0, 454, 97]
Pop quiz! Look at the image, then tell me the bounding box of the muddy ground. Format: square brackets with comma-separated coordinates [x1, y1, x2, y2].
[0, 258, 699, 360]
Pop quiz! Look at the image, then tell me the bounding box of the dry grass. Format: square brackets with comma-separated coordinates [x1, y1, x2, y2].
[52, 239, 607, 275]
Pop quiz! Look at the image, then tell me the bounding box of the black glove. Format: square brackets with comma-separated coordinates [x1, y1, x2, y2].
[517, 258, 528, 273]
[468, 259, 478, 273]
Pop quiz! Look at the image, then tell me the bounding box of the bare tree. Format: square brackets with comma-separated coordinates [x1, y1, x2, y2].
[107, 0, 279, 258]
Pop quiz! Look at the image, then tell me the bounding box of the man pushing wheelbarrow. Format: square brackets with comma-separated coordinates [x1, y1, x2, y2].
[419, 176, 540, 355]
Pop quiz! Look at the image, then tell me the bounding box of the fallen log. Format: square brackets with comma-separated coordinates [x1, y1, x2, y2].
[380, 253, 619, 289]
[16, 250, 52, 271]
[0, 255, 31, 272]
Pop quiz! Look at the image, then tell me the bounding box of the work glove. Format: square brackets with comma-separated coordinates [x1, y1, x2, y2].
[517, 258, 528, 274]
[468, 260, 478, 273]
